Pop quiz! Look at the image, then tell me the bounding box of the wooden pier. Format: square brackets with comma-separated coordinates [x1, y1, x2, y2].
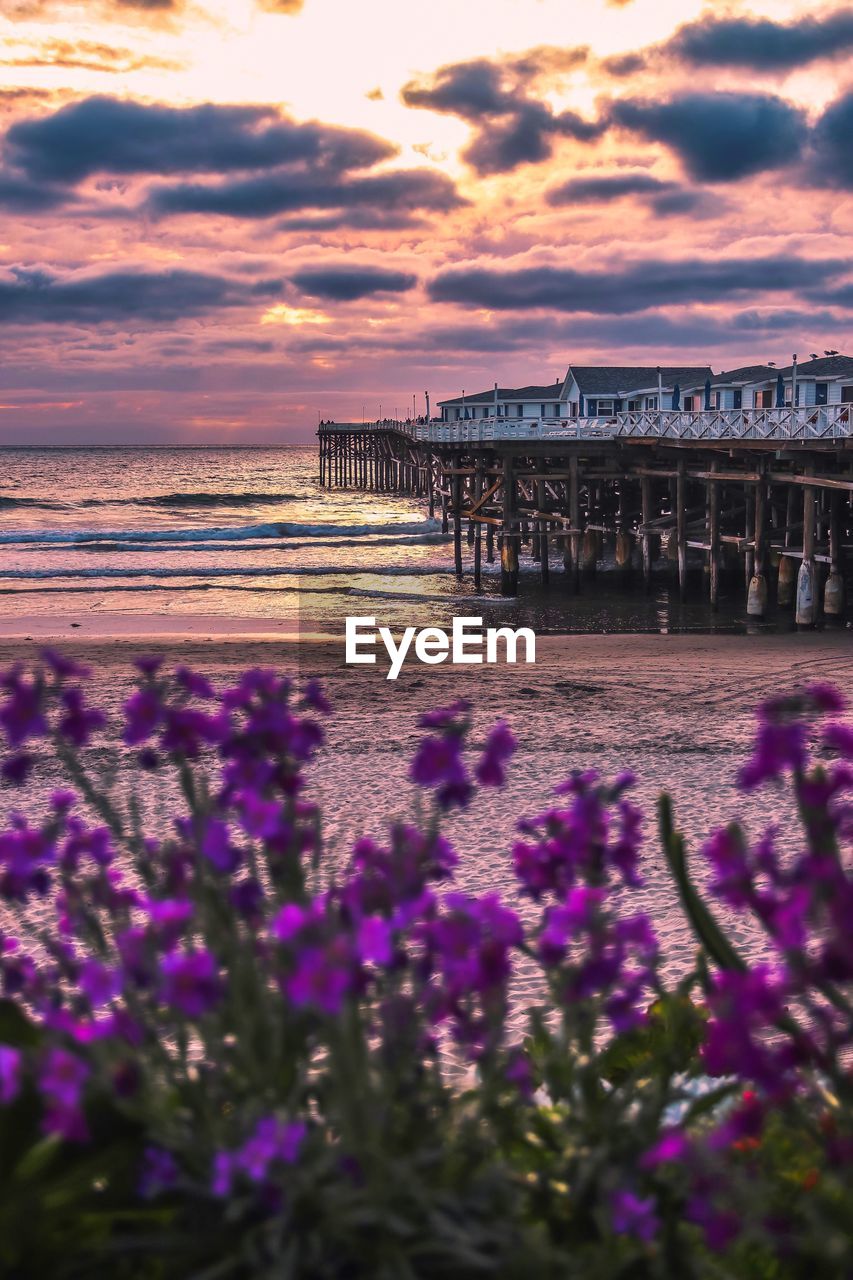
[318, 410, 853, 623]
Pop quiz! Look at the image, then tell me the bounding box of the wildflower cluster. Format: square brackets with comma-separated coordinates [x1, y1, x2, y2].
[0, 655, 849, 1279]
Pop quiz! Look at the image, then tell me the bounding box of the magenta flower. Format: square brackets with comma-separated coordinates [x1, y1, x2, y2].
[57, 688, 105, 747]
[160, 948, 222, 1018]
[39, 1047, 89, 1141]
[201, 818, 241, 874]
[475, 721, 517, 788]
[356, 915, 392, 966]
[139, 1146, 179, 1199]
[0, 1045, 21, 1104]
[0, 672, 47, 747]
[123, 687, 164, 746]
[284, 941, 354, 1016]
[610, 1188, 659, 1242]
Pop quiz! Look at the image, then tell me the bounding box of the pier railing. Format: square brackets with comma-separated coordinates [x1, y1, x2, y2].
[319, 405, 851, 444]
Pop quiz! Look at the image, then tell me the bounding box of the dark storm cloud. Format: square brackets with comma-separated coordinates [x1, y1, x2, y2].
[547, 172, 673, 203]
[0, 265, 283, 324]
[428, 255, 846, 315]
[147, 167, 462, 220]
[810, 90, 853, 189]
[546, 171, 720, 217]
[401, 50, 600, 174]
[291, 264, 417, 300]
[668, 9, 853, 70]
[609, 92, 808, 181]
[6, 96, 393, 183]
[0, 169, 71, 210]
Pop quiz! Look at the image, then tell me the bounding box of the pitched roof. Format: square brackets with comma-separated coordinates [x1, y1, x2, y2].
[568, 365, 712, 395]
[710, 365, 778, 386]
[777, 355, 853, 379]
[437, 381, 562, 407]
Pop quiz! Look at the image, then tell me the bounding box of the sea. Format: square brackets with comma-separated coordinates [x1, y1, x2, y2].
[0, 445, 816, 634]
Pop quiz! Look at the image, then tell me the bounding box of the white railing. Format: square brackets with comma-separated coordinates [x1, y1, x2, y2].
[614, 405, 851, 441]
[319, 405, 852, 444]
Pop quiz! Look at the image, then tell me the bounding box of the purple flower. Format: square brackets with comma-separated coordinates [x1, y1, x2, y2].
[39, 1047, 89, 1141]
[417, 700, 470, 730]
[41, 649, 90, 680]
[201, 819, 241, 874]
[356, 915, 392, 966]
[237, 1116, 305, 1182]
[610, 1188, 659, 1242]
[174, 666, 215, 699]
[1, 753, 34, 786]
[160, 948, 222, 1018]
[57, 688, 105, 748]
[475, 721, 517, 788]
[123, 687, 163, 745]
[0, 671, 47, 747]
[0, 1045, 21, 1104]
[80, 959, 121, 1009]
[284, 941, 354, 1016]
[640, 1129, 688, 1168]
[139, 1146, 179, 1199]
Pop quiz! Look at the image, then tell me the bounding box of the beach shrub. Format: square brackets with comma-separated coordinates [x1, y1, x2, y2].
[0, 655, 850, 1278]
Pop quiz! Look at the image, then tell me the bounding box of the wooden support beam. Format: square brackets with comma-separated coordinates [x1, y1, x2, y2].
[708, 459, 720, 612]
[641, 475, 652, 592]
[676, 456, 687, 600]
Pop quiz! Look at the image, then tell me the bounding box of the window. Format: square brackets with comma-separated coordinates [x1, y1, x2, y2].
[733, 389, 742, 409]
[628, 399, 640, 411]
[597, 399, 614, 415]
[517, 404, 523, 418]
[540, 403, 546, 417]
[815, 383, 828, 405]
[684, 395, 694, 410]
[760, 389, 773, 408]
[645, 396, 658, 410]
[571, 401, 579, 418]
[587, 399, 597, 416]
[553, 404, 560, 416]
[842, 386, 853, 403]
[713, 392, 721, 409]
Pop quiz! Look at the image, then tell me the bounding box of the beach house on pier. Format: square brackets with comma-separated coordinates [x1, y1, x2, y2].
[438, 381, 565, 422]
[560, 366, 713, 416]
[436, 357, 853, 422]
[776, 355, 853, 406]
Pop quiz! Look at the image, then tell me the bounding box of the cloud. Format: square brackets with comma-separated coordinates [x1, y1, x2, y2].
[811, 90, 853, 189]
[546, 171, 721, 217]
[0, 169, 71, 210]
[609, 92, 808, 181]
[147, 166, 462, 220]
[6, 96, 393, 183]
[291, 264, 417, 300]
[0, 265, 283, 324]
[0, 37, 183, 73]
[427, 255, 847, 314]
[0, 0, 184, 21]
[401, 49, 600, 174]
[255, 0, 304, 11]
[668, 9, 853, 70]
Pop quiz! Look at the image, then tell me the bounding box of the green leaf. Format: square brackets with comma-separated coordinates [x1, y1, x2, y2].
[658, 795, 746, 973]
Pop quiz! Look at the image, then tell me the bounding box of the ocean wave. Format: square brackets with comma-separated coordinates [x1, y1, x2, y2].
[0, 519, 439, 547]
[0, 564, 441, 581]
[0, 496, 70, 510]
[79, 491, 301, 509]
[13, 533, 449, 555]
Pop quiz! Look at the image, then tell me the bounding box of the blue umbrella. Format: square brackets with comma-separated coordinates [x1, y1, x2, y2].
[672, 382, 681, 409]
[775, 371, 784, 407]
[704, 377, 712, 410]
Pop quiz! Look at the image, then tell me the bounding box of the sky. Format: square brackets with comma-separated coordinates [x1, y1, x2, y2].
[0, 0, 850, 444]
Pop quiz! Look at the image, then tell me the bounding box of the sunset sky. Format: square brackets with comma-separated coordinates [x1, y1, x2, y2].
[0, 0, 850, 443]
